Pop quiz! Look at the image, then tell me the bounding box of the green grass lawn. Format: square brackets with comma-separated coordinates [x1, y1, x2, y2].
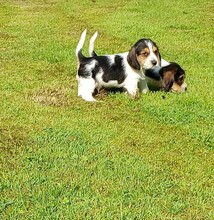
[0, 0, 214, 219]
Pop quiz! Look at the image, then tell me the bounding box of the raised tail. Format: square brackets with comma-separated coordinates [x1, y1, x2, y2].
[75, 29, 87, 60]
[89, 31, 98, 57]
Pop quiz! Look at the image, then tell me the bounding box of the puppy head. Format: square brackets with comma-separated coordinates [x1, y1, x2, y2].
[160, 62, 187, 92]
[127, 38, 161, 71]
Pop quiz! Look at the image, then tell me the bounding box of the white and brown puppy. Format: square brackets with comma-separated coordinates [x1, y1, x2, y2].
[145, 62, 187, 92]
[89, 32, 187, 94]
[76, 30, 161, 101]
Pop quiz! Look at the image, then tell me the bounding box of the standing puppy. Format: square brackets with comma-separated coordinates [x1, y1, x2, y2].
[76, 30, 161, 101]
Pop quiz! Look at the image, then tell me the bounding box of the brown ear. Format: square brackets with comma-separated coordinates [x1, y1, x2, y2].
[162, 71, 174, 92]
[127, 47, 140, 70]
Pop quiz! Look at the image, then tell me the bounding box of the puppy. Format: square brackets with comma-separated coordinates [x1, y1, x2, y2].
[145, 63, 187, 92]
[89, 32, 187, 93]
[76, 30, 161, 101]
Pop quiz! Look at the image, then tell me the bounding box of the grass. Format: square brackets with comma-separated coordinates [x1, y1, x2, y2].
[0, 0, 214, 219]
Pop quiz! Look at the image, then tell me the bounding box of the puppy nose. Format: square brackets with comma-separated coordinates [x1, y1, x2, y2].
[151, 60, 157, 65]
[185, 87, 187, 91]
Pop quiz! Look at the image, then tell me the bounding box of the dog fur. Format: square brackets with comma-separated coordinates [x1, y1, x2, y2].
[76, 30, 162, 101]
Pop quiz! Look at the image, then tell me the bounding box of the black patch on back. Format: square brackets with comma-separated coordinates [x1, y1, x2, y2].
[78, 57, 99, 78]
[95, 55, 126, 84]
[92, 63, 100, 79]
[78, 55, 126, 84]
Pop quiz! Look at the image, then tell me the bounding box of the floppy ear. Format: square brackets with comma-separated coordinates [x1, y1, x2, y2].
[162, 71, 174, 92]
[127, 46, 140, 70]
[158, 52, 161, 66]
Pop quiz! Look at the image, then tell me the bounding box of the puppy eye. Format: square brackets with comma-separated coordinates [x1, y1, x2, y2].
[179, 75, 184, 81]
[154, 50, 159, 55]
[141, 52, 148, 56]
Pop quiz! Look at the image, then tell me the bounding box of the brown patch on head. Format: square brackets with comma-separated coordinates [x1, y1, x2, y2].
[171, 83, 183, 92]
[152, 46, 158, 52]
[160, 62, 187, 92]
[136, 47, 150, 66]
[152, 46, 161, 65]
[171, 73, 186, 92]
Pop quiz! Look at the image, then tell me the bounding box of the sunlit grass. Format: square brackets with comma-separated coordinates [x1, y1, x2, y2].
[0, 0, 214, 219]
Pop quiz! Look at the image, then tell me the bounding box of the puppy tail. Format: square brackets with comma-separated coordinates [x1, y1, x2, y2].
[89, 31, 98, 57]
[75, 29, 87, 60]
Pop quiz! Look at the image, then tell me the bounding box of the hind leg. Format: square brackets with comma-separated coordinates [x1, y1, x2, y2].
[78, 77, 96, 101]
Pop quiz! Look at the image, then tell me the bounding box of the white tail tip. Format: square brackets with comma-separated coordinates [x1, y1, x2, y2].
[89, 31, 98, 56]
[75, 29, 87, 57]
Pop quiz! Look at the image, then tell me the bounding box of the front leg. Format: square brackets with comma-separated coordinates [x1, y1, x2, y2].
[124, 81, 140, 99]
[138, 78, 149, 94]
